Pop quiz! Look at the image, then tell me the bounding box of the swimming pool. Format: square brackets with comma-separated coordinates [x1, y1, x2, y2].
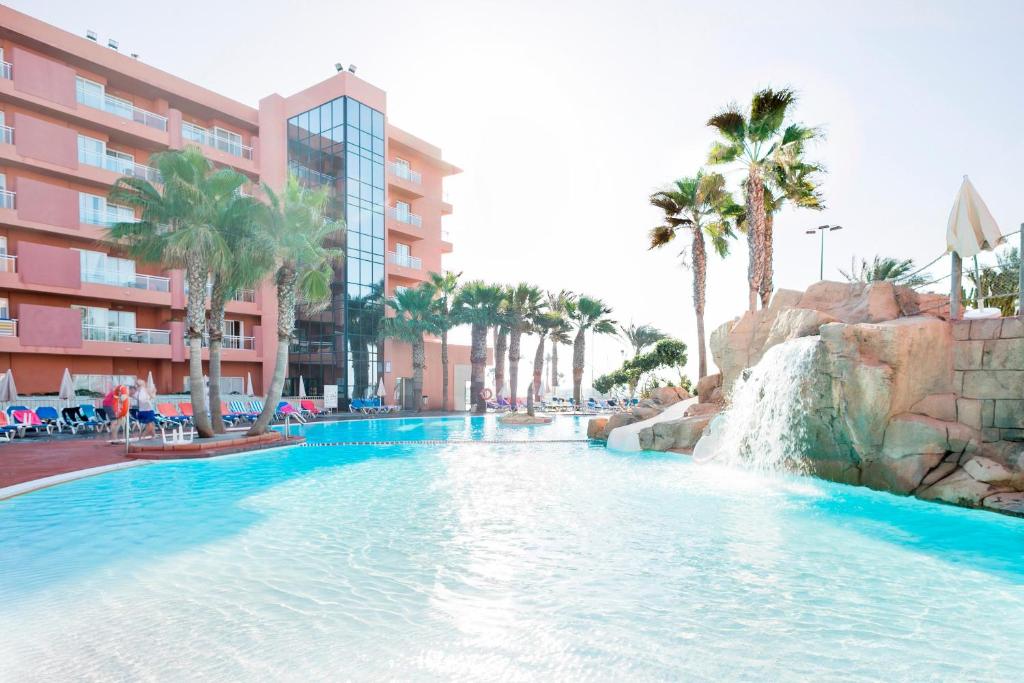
[1, 415, 1022, 680]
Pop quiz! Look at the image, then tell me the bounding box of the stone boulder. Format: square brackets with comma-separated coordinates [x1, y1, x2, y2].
[637, 412, 715, 452]
[597, 412, 637, 440]
[795, 281, 902, 324]
[586, 417, 608, 439]
[684, 402, 720, 418]
[696, 373, 722, 404]
[763, 308, 838, 350]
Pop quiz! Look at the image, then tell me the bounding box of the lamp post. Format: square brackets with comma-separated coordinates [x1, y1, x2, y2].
[805, 224, 844, 281]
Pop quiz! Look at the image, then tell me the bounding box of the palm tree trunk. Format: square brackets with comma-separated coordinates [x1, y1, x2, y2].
[207, 274, 227, 434]
[533, 334, 545, 401]
[185, 256, 214, 438]
[508, 328, 521, 409]
[551, 343, 558, 390]
[493, 327, 507, 397]
[440, 328, 450, 412]
[692, 227, 708, 379]
[760, 211, 774, 308]
[470, 323, 487, 414]
[412, 337, 425, 412]
[572, 329, 586, 405]
[746, 169, 767, 312]
[248, 267, 296, 436]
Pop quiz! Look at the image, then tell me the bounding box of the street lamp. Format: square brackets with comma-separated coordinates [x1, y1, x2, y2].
[805, 224, 844, 281]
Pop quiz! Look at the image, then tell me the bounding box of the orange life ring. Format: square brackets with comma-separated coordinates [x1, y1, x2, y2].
[113, 385, 131, 419]
[480, 388, 494, 400]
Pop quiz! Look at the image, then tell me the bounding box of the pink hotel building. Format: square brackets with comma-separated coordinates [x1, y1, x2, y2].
[0, 5, 473, 410]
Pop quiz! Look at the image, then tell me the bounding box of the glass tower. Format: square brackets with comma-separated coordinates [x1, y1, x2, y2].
[286, 97, 386, 400]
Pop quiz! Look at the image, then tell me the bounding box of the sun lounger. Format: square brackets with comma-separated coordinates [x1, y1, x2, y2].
[0, 411, 22, 439]
[12, 409, 53, 435]
[299, 399, 327, 419]
[80, 404, 110, 431]
[229, 400, 259, 422]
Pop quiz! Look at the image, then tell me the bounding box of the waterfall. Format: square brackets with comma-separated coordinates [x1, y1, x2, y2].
[693, 336, 821, 474]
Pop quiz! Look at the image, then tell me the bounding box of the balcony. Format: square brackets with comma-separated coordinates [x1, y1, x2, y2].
[0, 319, 16, 336]
[0, 124, 11, 145]
[82, 269, 170, 292]
[198, 333, 256, 350]
[387, 206, 422, 227]
[0, 254, 16, 273]
[387, 251, 422, 270]
[388, 162, 421, 184]
[0, 189, 13, 210]
[82, 325, 170, 345]
[75, 89, 167, 132]
[1, 61, 11, 80]
[184, 282, 256, 303]
[79, 149, 161, 184]
[182, 123, 253, 160]
[80, 207, 138, 227]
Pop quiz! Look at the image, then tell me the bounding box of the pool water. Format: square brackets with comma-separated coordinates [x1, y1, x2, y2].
[1, 415, 1022, 681]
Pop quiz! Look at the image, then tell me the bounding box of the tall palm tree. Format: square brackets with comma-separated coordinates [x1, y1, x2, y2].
[618, 322, 670, 358]
[427, 270, 461, 412]
[452, 281, 505, 414]
[545, 289, 574, 393]
[207, 186, 272, 433]
[565, 295, 616, 404]
[108, 146, 234, 438]
[707, 88, 823, 311]
[503, 282, 544, 409]
[380, 284, 438, 413]
[649, 171, 739, 378]
[493, 323, 509, 399]
[530, 311, 564, 402]
[247, 175, 344, 436]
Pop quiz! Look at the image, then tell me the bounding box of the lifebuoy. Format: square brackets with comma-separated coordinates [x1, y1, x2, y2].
[112, 385, 131, 419]
[480, 388, 494, 400]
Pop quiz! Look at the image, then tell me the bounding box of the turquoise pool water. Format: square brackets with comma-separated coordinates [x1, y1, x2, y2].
[1, 415, 1022, 680]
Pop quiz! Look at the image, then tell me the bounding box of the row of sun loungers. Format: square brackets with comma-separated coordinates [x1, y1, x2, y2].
[349, 398, 400, 414]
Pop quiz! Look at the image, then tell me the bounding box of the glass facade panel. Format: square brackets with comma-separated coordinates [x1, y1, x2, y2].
[287, 96, 385, 400]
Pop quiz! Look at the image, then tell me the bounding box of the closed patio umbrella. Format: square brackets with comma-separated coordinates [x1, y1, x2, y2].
[947, 176, 1005, 317]
[59, 368, 75, 405]
[146, 371, 157, 399]
[298, 375, 306, 398]
[0, 369, 19, 403]
[376, 377, 387, 398]
[246, 372, 254, 396]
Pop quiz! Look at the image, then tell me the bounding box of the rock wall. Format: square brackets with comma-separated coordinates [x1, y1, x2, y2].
[707, 281, 1024, 518]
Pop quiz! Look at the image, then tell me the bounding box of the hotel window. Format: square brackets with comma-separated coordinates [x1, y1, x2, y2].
[79, 249, 136, 287]
[394, 201, 410, 221]
[0, 236, 9, 274]
[0, 297, 8, 319]
[395, 243, 411, 259]
[75, 306, 136, 341]
[76, 77, 133, 118]
[78, 135, 134, 174]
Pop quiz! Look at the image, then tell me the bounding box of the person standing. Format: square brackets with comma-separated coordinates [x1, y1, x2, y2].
[134, 379, 157, 440]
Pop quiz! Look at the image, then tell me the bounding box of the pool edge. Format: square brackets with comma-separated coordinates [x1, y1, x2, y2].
[0, 460, 152, 501]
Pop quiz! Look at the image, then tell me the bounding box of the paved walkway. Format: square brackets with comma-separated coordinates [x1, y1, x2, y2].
[0, 437, 133, 488]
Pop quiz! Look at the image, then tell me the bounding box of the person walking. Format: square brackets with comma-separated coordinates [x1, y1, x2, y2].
[134, 379, 157, 440]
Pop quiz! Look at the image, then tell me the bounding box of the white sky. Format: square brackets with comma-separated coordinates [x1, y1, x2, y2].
[15, 0, 1024, 388]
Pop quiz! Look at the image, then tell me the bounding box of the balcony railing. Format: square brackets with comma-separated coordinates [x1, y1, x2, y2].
[79, 149, 161, 184]
[290, 340, 335, 353]
[1, 61, 11, 80]
[387, 206, 422, 227]
[0, 125, 12, 145]
[387, 251, 422, 270]
[82, 325, 170, 345]
[75, 90, 167, 131]
[198, 333, 256, 350]
[0, 190, 14, 210]
[182, 123, 253, 160]
[289, 161, 336, 187]
[81, 269, 170, 292]
[0, 319, 17, 336]
[184, 281, 256, 303]
[80, 207, 138, 226]
[0, 254, 16, 273]
[388, 162, 422, 184]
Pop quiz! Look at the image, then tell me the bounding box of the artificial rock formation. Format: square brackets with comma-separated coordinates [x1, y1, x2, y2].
[589, 386, 690, 440]
[706, 280, 1024, 517]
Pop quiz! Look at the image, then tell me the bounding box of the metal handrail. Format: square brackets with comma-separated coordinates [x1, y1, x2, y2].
[0, 124, 12, 145]
[78, 149, 161, 183]
[196, 333, 256, 350]
[0, 254, 17, 273]
[387, 206, 422, 227]
[81, 269, 170, 292]
[0, 318, 16, 336]
[0, 190, 14, 210]
[82, 325, 170, 344]
[181, 123, 253, 160]
[79, 206, 138, 226]
[387, 251, 422, 269]
[388, 162, 422, 184]
[76, 89, 167, 131]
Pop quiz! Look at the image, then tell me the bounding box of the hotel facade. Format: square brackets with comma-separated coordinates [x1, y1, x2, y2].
[0, 4, 471, 410]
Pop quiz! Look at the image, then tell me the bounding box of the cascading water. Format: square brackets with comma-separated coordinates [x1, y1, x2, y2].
[693, 336, 821, 474]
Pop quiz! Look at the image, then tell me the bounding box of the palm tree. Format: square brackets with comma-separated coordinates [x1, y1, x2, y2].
[544, 289, 574, 393]
[530, 311, 564, 402]
[108, 146, 234, 438]
[841, 255, 927, 287]
[207, 186, 272, 433]
[380, 284, 438, 413]
[493, 323, 509, 399]
[452, 281, 505, 414]
[759, 162, 823, 301]
[247, 175, 344, 436]
[427, 270, 461, 412]
[618, 322, 669, 358]
[707, 88, 823, 311]
[649, 171, 739, 378]
[503, 282, 544, 409]
[565, 295, 616, 404]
